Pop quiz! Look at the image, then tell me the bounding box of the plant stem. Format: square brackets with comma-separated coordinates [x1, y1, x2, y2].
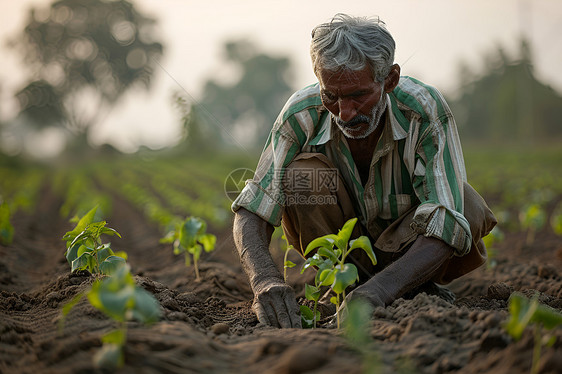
[336, 294, 341, 329]
[313, 300, 318, 329]
[283, 247, 290, 283]
[194, 256, 200, 281]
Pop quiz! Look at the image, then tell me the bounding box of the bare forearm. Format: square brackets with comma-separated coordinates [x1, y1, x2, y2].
[233, 208, 301, 328]
[233, 208, 281, 290]
[348, 235, 453, 307]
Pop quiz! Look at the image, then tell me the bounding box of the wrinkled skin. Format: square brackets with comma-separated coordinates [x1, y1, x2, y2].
[343, 235, 453, 310]
[233, 208, 301, 328]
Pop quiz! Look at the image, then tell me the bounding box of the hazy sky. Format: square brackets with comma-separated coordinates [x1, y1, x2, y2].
[1, 0, 561, 154]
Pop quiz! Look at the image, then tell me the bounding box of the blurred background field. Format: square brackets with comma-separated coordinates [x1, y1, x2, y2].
[0, 0, 561, 248]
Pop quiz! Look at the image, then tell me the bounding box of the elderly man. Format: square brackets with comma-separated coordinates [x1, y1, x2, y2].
[232, 14, 496, 328]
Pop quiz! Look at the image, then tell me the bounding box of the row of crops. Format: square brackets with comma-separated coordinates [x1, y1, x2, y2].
[463, 145, 562, 247]
[1, 145, 561, 246]
[0, 151, 255, 245]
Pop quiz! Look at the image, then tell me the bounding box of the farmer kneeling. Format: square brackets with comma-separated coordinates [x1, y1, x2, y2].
[232, 14, 497, 328]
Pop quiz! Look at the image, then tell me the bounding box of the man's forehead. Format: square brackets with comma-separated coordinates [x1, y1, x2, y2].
[317, 66, 376, 91]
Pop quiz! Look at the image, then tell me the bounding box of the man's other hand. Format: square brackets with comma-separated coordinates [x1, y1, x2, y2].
[252, 279, 302, 328]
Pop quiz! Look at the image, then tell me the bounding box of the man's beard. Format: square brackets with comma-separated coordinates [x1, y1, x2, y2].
[335, 89, 387, 139]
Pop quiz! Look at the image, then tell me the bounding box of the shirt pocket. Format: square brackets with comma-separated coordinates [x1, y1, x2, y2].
[388, 194, 415, 220]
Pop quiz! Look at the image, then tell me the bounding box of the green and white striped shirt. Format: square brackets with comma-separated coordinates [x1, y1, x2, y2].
[232, 76, 472, 256]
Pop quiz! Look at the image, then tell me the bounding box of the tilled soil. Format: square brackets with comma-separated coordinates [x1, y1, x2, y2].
[1, 185, 561, 374]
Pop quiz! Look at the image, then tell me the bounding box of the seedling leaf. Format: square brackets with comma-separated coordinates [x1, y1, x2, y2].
[344, 299, 374, 346]
[97, 244, 114, 263]
[179, 217, 203, 249]
[300, 304, 321, 329]
[304, 235, 337, 256]
[89, 284, 135, 322]
[191, 244, 203, 262]
[113, 251, 128, 260]
[101, 227, 121, 238]
[305, 284, 321, 302]
[130, 287, 161, 324]
[93, 343, 124, 369]
[318, 247, 338, 263]
[199, 233, 216, 252]
[71, 252, 95, 273]
[332, 263, 358, 294]
[349, 236, 377, 265]
[319, 268, 336, 286]
[531, 302, 562, 329]
[100, 256, 127, 276]
[314, 259, 335, 284]
[63, 206, 98, 246]
[302, 253, 332, 273]
[65, 243, 82, 264]
[336, 217, 357, 250]
[101, 329, 126, 345]
[284, 260, 296, 268]
[159, 230, 176, 244]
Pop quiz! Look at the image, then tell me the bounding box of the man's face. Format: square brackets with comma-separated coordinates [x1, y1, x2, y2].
[317, 65, 386, 139]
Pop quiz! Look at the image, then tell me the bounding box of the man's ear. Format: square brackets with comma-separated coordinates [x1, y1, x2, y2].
[384, 64, 401, 93]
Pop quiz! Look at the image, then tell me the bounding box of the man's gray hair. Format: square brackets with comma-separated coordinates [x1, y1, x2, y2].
[310, 14, 396, 82]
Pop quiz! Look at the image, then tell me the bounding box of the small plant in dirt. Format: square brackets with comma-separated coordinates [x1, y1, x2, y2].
[504, 292, 562, 374]
[61, 263, 161, 369]
[344, 299, 381, 372]
[278, 232, 299, 283]
[63, 206, 127, 276]
[482, 226, 504, 270]
[519, 204, 546, 246]
[161, 216, 216, 281]
[343, 299, 415, 373]
[550, 201, 562, 236]
[0, 201, 14, 246]
[301, 218, 377, 328]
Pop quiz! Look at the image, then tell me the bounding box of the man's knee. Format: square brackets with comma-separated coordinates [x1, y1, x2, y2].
[463, 182, 497, 243]
[284, 153, 339, 200]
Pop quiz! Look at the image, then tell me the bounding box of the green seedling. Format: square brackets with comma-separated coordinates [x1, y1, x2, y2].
[344, 299, 384, 373]
[519, 204, 546, 246]
[302, 218, 377, 329]
[0, 201, 14, 246]
[161, 216, 216, 281]
[550, 202, 562, 236]
[482, 226, 504, 270]
[504, 292, 562, 374]
[281, 233, 298, 283]
[63, 206, 126, 276]
[300, 283, 322, 329]
[61, 263, 161, 369]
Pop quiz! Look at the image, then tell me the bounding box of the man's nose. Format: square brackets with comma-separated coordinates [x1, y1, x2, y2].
[338, 99, 357, 122]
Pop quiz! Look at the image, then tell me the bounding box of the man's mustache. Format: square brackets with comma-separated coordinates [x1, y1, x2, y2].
[336, 114, 371, 128]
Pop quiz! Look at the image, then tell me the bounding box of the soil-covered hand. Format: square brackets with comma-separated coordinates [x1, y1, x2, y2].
[252, 279, 302, 328]
[330, 282, 387, 328]
[344, 282, 388, 309]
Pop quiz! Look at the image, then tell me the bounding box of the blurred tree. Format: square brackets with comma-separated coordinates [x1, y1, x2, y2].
[10, 0, 164, 147]
[193, 39, 294, 150]
[451, 38, 562, 142]
[172, 92, 208, 152]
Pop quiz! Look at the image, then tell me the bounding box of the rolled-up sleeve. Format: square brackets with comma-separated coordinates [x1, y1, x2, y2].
[410, 114, 472, 256]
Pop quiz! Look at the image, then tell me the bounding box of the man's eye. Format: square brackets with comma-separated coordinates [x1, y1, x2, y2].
[350, 91, 368, 98]
[321, 92, 337, 103]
